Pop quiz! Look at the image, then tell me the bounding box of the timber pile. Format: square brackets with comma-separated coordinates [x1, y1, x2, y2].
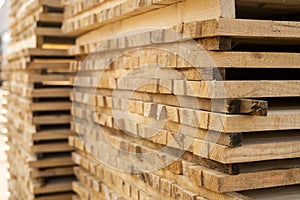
[4, 0, 76, 199]
[63, 0, 300, 199]
[0, 71, 8, 136]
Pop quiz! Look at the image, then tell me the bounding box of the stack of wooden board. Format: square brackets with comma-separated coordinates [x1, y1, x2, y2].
[4, 0, 77, 199]
[63, 0, 300, 199]
[0, 87, 9, 199]
[0, 79, 8, 136]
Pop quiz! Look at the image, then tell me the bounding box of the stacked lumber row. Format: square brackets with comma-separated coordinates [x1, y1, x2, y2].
[0, 71, 9, 136]
[4, 0, 77, 199]
[0, 86, 9, 199]
[62, 0, 184, 35]
[63, 0, 300, 199]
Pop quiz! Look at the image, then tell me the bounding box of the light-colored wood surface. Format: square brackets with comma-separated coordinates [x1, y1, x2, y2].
[5, 1, 76, 199]
[0, 89, 9, 199]
[6, 0, 300, 199]
[0, 134, 9, 199]
[65, 0, 300, 198]
[63, 0, 235, 35]
[184, 18, 300, 39]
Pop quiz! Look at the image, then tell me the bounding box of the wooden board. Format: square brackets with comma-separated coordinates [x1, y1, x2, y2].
[32, 180, 73, 195]
[29, 157, 74, 168]
[30, 167, 74, 178]
[184, 18, 300, 39]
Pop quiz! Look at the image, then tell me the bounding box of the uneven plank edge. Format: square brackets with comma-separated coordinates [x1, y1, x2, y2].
[33, 182, 73, 194]
[198, 167, 300, 193]
[39, 13, 63, 23]
[111, 79, 300, 98]
[184, 18, 300, 39]
[31, 143, 74, 153]
[36, 27, 64, 37]
[74, 112, 300, 163]
[70, 150, 246, 200]
[29, 157, 74, 168]
[179, 80, 300, 98]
